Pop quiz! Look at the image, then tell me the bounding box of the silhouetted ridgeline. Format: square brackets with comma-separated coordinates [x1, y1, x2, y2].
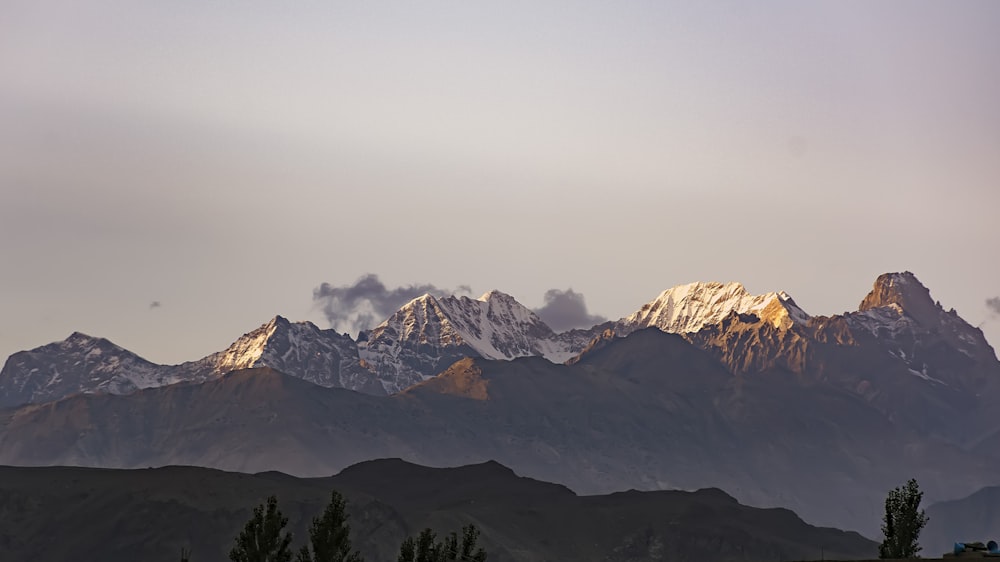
[0, 460, 876, 562]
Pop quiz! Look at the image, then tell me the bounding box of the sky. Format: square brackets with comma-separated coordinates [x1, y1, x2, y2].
[2, 1, 999, 365]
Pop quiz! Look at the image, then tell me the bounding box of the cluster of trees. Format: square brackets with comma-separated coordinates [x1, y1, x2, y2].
[179, 490, 487, 562]
[179, 476, 927, 561]
[397, 525, 486, 562]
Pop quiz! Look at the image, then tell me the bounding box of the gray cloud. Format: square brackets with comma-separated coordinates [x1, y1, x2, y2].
[149, 301, 161, 309]
[533, 288, 607, 333]
[313, 274, 469, 334]
[987, 297, 1000, 317]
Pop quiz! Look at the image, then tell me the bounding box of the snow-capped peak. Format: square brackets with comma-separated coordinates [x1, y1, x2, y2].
[477, 289, 515, 302]
[359, 291, 579, 392]
[208, 315, 381, 394]
[0, 331, 178, 408]
[618, 281, 810, 335]
[212, 315, 288, 373]
[366, 292, 554, 361]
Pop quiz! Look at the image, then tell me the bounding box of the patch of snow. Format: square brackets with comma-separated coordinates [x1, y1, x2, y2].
[907, 366, 947, 386]
[845, 306, 915, 339]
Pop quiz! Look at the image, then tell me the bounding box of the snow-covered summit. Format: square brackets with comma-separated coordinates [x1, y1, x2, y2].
[364, 291, 555, 358]
[617, 281, 810, 336]
[0, 331, 186, 408]
[477, 289, 513, 302]
[0, 315, 384, 408]
[207, 315, 382, 394]
[211, 315, 288, 373]
[359, 290, 590, 393]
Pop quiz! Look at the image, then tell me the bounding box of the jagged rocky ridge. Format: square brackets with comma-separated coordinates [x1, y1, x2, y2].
[617, 280, 812, 334]
[0, 316, 380, 408]
[0, 290, 607, 405]
[357, 290, 605, 391]
[2, 272, 997, 414]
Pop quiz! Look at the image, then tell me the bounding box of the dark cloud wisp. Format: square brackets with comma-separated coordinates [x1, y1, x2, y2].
[313, 274, 469, 334]
[533, 288, 607, 333]
[987, 296, 1000, 317]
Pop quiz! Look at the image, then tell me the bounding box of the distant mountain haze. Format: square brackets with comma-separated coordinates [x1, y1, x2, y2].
[923, 485, 1000, 556]
[1, 272, 998, 538]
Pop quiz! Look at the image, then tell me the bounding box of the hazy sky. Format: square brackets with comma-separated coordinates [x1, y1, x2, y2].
[2, 1, 999, 365]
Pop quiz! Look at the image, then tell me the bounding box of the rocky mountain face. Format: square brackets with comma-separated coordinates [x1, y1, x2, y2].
[358, 290, 603, 392]
[2, 272, 999, 538]
[0, 316, 383, 408]
[0, 332, 200, 408]
[661, 272, 1000, 443]
[0, 460, 876, 562]
[848, 272, 999, 393]
[0, 290, 607, 405]
[206, 315, 383, 395]
[3, 271, 997, 436]
[2, 330, 997, 538]
[525, 271, 998, 448]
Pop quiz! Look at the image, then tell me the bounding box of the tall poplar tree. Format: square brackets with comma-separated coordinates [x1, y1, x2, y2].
[879, 479, 929, 559]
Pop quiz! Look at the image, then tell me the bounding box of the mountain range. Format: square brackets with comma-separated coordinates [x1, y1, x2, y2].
[5, 271, 995, 406]
[0, 458, 876, 562]
[1, 271, 998, 539]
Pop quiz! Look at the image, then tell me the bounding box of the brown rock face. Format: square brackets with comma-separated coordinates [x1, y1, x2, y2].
[854, 272, 998, 393]
[675, 271, 1000, 443]
[409, 357, 490, 400]
[685, 312, 810, 376]
[858, 271, 941, 326]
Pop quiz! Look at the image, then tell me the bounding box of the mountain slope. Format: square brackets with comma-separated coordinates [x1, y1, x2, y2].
[606, 272, 1000, 443]
[359, 290, 599, 392]
[923, 485, 1000, 557]
[0, 332, 191, 409]
[0, 316, 382, 408]
[617, 281, 811, 335]
[846, 271, 999, 393]
[0, 460, 877, 562]
[0, 367, 399, 475]
[3, 332, 997, 537]
[6, 271, 993, 409]
[0, 290, 599, 404]
[205, 315, 382, 395]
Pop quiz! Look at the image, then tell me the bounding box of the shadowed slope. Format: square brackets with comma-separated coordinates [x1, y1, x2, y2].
[1, 332, 997, 537]
[0, 460, 877, 562]
[923, 486, 1000, 556]
[0, 368, 405, 475]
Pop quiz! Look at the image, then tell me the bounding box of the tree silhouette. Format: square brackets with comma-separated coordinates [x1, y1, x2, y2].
[296, 490, 363, 562]
[879, 479, 929, 559]
[397, 524, 487, 562]
[229, 495, 294, 562]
